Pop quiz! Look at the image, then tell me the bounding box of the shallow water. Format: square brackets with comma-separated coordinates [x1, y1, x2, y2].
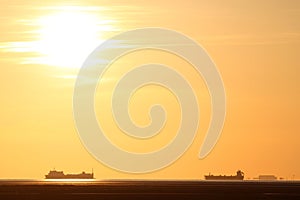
[0, 179, 299, 199]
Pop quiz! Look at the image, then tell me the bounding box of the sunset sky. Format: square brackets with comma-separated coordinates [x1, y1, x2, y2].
[0, 0, 299, 179]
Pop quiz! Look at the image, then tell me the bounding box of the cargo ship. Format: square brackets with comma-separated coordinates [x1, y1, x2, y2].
[45, 169, 94, 179]
[205, 170, 244, 180]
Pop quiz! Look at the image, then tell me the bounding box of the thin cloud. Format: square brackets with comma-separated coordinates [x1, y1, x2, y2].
[199, 32, 300, 46]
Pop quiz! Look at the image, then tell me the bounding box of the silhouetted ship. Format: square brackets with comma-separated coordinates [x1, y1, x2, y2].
[45, 170, 94, 179]
[205, 170, 244, 180]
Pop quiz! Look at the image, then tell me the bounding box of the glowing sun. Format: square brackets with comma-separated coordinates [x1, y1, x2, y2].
[35, 10, 106, 68]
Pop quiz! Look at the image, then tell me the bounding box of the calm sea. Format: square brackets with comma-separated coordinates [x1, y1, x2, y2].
[0, 179, 299, 199]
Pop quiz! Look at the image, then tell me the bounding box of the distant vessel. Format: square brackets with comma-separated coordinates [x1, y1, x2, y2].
[257, 175, 277, 180]
[205, 170, 244, 180]
[45, 169, 94, 179]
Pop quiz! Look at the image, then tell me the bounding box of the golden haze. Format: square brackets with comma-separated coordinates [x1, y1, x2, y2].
[0, 0, 299, 179]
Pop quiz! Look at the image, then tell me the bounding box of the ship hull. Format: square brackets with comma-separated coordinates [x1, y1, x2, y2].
[205, 176, 244, 180]
[45, 175, 94, 179]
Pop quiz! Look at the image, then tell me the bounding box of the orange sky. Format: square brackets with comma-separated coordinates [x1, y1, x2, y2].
[0, 0, 299, 179]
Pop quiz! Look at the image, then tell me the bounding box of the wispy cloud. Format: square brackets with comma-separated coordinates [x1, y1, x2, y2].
[0, 5, 119, 68]
[199, 32, 300, 46]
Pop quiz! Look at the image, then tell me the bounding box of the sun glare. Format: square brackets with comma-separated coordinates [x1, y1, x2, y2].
[35, 10, 106, 68]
